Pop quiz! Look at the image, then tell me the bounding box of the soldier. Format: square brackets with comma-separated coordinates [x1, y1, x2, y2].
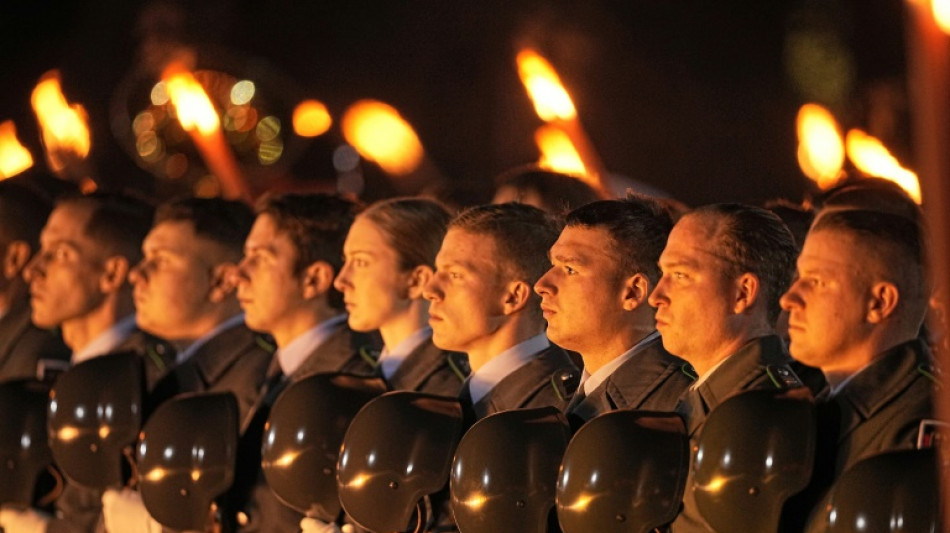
[534, 196, 693, 427]
[333, 197, 468, 395]
[101, 197, 274, 532]
[779, 209, 934, 527]
[0, 181, 69, 382]
[423, 203, 579, 421]
[647, 203, 813, 532]
[1, 193, 172, 533]
[227, 193, 378, 532]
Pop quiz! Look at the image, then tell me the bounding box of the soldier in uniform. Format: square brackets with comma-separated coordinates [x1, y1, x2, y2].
[422, 203, 579, 422]
[100, 197, 274, 532]
[534, 196, 693, 427]
[333, 197, 468, 396]
[779, 209, 934, 527]
[647, 203, 813, 533]
[227, 193, 378, 532]
[0, 181, 69, 382]
[0, 193, 173, 533]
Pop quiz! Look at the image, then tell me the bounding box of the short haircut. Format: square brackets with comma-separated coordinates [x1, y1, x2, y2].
[494, 165, 604, 215]
[256, 193, 361, 310]
[360, 197, 452, 271]
[154, 197, 254, 261]
[565, 194, 673, 285]
[763, 199, 813, 252]
[812, 209, 929, 320]
[450, 203, 561, 307]
[0, 181, 53, 251]
[57, 192, 155, 265]
[689, 204, 797, 325]
[814, 178, 922, 223]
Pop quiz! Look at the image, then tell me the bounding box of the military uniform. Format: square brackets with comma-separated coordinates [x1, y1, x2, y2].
[670, 335, 807, 533]
[566, 334, 694, 427]
[149, 321, 274, 424]
[383, 338, 469, 397]
[227, 321, 379, 533]
[0, 296, 69, 382]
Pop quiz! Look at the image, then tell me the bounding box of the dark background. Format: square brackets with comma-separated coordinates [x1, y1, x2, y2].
[0, 0, 911, 207]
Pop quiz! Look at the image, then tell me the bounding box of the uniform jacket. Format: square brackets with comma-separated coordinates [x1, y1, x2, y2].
[0, 296, 69, 382]
[384, 338, 468, 397]
[671, 335, 807, 533]
[566, 335, 694, 427]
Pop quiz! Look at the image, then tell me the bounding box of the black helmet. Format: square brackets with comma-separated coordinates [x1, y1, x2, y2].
[338, 391, 464, 532]
[261, 372, 387, 522]
[451, 406, 570, 533]
[693, 388, 816, 533]
[137, 392, 239, 532]
[47, 352, 144, 489]
[0, 379, 52, 505]
[556, 410, 689, 533]
[805, 448, 939, 533]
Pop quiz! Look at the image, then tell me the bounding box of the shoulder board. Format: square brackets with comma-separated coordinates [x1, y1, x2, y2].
[447, 352, 470, 382]
[681, 363, 698, 381]
[254, 334, 277, 354]
[766, 365, 804, 389]
[551, 369, 581, 402]
[359, 345, 381, 368]
[917, 364, 941, 389]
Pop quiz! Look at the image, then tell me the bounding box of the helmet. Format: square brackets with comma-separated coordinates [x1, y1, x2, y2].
[261, 372, 387, 522]
[805, 448, 939, 533]
[557, 410, 689, 533]
[451, 406, 571, 533]
[338, 391, 464, 532]
[47, 352, 144, 489]
[137, 392, 239, 532]
[0, 379, 52, 505]
[693, 388, 816, 533]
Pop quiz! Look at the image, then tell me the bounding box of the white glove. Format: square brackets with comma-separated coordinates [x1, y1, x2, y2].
[299, 517, 354, 533]
[101, 488, 163, 533]
[0, 506, 49, 533]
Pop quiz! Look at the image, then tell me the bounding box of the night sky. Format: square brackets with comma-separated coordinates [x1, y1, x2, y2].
[0, 0, 910, 207]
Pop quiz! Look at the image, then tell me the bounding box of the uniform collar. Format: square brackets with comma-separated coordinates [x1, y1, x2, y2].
[467, 333, 549, 405]
[175, 314, 247, 365]
[276, 314, 348, 376]
[378, 327, 432, 380]
[582, 330, 660, 396]
[72, 314, 137, 364]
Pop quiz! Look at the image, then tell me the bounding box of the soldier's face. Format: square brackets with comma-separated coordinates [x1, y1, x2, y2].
[780, 229, 873, 372]
[535, 226, 630, 357]
[130, 220, 222, 341]
[423, 229, 506, 355]
[334, 216, 415, 333]
[234, 214, 308, 342]
[649, 215, 741, 368]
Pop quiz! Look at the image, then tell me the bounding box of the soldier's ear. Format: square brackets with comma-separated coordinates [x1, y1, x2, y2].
[208, 263, 239, 303]
[867, 282, 900, 323]
[502, 280, 533, 315]
[407, 265, 433, 300]
[302, 261, 335, 300]
[733, 272, 760, 315]
[100, 256, 131, 293]
[2, 241, 31, 281]
[621, 273, 650, 311]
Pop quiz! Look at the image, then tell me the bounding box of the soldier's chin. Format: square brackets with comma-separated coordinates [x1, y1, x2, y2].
[430, 331, 458, 352]
[30, 311, 58, 329]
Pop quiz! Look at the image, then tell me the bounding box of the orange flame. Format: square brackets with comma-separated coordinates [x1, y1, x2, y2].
[30, 71, 91, 172]
[796, 104, 845, 190]
[517, 49, 577, 122]
[845, 129, 922, 204]
[163, 65, 220, 136]
[341, 100, 424, 175]
[534, 125, 595, 185]
[933, 0, 950, 35]
[0, 121, 34, 179]
[293, 100, 332, 137]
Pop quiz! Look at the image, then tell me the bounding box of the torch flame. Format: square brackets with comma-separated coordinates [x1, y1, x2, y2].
[0, 121, 34, 179]
[796, 104, 845, 190]
[341, 100, 424, 175]
[163, 65, 221, 136]
[293, 100, 332, 137]
[845, 129, 922, 204]
[932, 0, 950, 35]
[517, 49, 578, 122]
[535, 125, 592, 182]
[30, 71, 91, 172]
